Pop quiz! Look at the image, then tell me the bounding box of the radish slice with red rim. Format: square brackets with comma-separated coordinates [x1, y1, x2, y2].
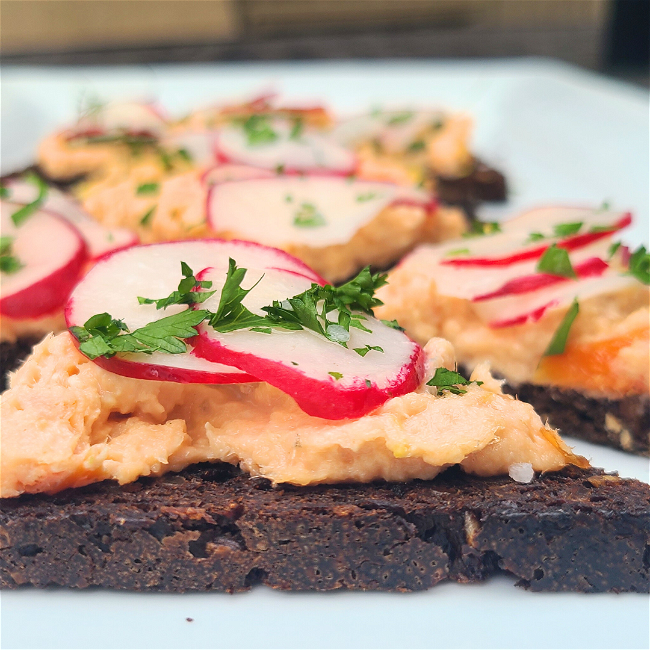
[4, 178, 137, 261]
[1, 201, 87, 319]
[68, 101, 167, 140]
[192, 266, 424, 420]
[207, 175, 433, 248]
[215, 118, 356, 173]
[65, 239, 325, 384]
[201, 164, 275, 186]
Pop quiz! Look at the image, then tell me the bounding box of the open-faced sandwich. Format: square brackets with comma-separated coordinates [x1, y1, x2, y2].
[376, 205, 650, 455]
[1, 241, 648, 593]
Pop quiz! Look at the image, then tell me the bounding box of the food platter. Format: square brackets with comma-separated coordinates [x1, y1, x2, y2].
[1, 59, 649, 650]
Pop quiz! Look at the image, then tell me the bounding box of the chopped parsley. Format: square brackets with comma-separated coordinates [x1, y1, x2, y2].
[275, 164, 285, 175]
[628, 245, 650, 285]
[289, 118, 304, 141]
[536, 244, 577, 278]
[353, 345, 384, 357]
[242, 115, 278, 146]
[589, 223, 617, 233]
[462, 220, 502, 238]
[426, 368, 482, 395]
[387, 112, 414, 126]
[136, 182, 160, 195]
[543, 298, 579, 356]
[293, 202, 326, 228]
[138, 262, 216, 309]
[407, 139, 426, 153]
[380, 319, 404, 331]
[365, 379, 372, 388]
[328, 371, 343, 380]
[72, 262, 390, 360]
[445, 248, 471, 257]
[285, 194, 293, 203]
[0, 236, 23, 275]
[11, 173, 48, 227]
[139, 206, 156, 226]
[526, 232, 546, 243]
[177, 148, 192, 162]
[0, 186, 9, 198]
[356, 192, 377, 202]
[608, 241, 622, 259]
[553, 222, 583, 237]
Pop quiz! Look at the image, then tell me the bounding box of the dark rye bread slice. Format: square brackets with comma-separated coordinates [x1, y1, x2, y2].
[0, 337, 41, 392]
[503, 383, 650, 457]
[1, 464, 648, 593]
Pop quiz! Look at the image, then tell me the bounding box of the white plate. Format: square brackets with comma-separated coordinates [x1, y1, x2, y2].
[1, 59, 649, 650]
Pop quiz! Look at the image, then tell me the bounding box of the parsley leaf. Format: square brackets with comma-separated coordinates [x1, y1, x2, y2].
[242, 115, 278, 146]
[426, 368, 483, 395]
[463, 220, 502, 238]
[387, 112, 413, 125]
[293, 202, 326, 228]
[0, 186, 9, 198]
[353, 344, 384, 357]
[407, 139, 426, 152]
[628, 245, 650, 285]
[553, 222, 583, 237]
[136, 182, 160, 195]
[543, 298, 579, 356]
[139, 206, 156, 226]
[138, 262, 216, 309]
[71, 309, 208, 360]
[536, 244, 577, 278]
[445, 248, 471, 257]
[289, 118, 304, 141]
[0, 236, 23, 274]
[381, 319, 404, 331]
[11, 173, 48, 226]
[328, 371, 343, 380]
[608, 241, 622, 259]
[356, 192, 377, 203]
[526, 232, 545, 243]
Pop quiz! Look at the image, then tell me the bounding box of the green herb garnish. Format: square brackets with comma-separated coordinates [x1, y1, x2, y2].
[353, 345, 384, 357]
[11, 173, 48, 227]
[553, 222, 583, 237]
[462, 220, 502, 238]
[289, 118, 304, 141]
[543, 298, 579, 356]
[426, 368, 483, 395]
[0, 186, 9, 198]
[139, 206, 156, 226]
[407, 139, 426, 152]
[328, 372, 343, 380]
[526, 232, 545, 243]
[138, 262, 216, 309]
[293, 202, 326, 228]
[70, 309, 209, 360]
[136, 182, 160, 195]
[445, 248, 471, 257]
[589, 224, 617, 233]
[387, 112, 413, 126]
[608, 241, 622, 259]
[628, 245, 650, 285]
[275, 164, 285, 175]
[356, 192, 377, 203]
[380, 319, 404, 331]
[536, 244, 577, 278]
[242, 115, 278, 146]
[177, 148, 192, 162]
[0, 236, 23, 275]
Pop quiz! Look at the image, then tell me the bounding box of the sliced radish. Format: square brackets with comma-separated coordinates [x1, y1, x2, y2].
[64, 239, 325, 383]
[191, 266, 424, 420]
[442, 210, 631, 268]
[1, 201, 87, 319]
[207, 175, 433, 248]
[333, 109, 446, 153]
[215, 119, 356, 173]
[68, 101, 167, 140]
[4, 179, 137, 261]
[201, 164, 275, 186]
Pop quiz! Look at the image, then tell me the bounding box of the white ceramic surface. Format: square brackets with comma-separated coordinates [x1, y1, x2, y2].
[1, 58, 649, 650]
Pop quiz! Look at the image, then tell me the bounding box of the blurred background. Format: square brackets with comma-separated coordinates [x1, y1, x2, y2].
[1, 0, 648, 86]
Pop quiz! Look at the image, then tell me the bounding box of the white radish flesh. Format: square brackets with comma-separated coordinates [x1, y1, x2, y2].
[64, 239, 325, 383]
[4, 179, 137, 260]
[192, 266, 424, 420]
[1, 201, 87, 319]
[216, 119, 355, 173]
[208, 175, 432, 248]
[70, 101, 167, 139]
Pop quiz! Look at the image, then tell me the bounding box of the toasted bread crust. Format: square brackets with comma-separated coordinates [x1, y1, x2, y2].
[1, 464, 648, 593]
